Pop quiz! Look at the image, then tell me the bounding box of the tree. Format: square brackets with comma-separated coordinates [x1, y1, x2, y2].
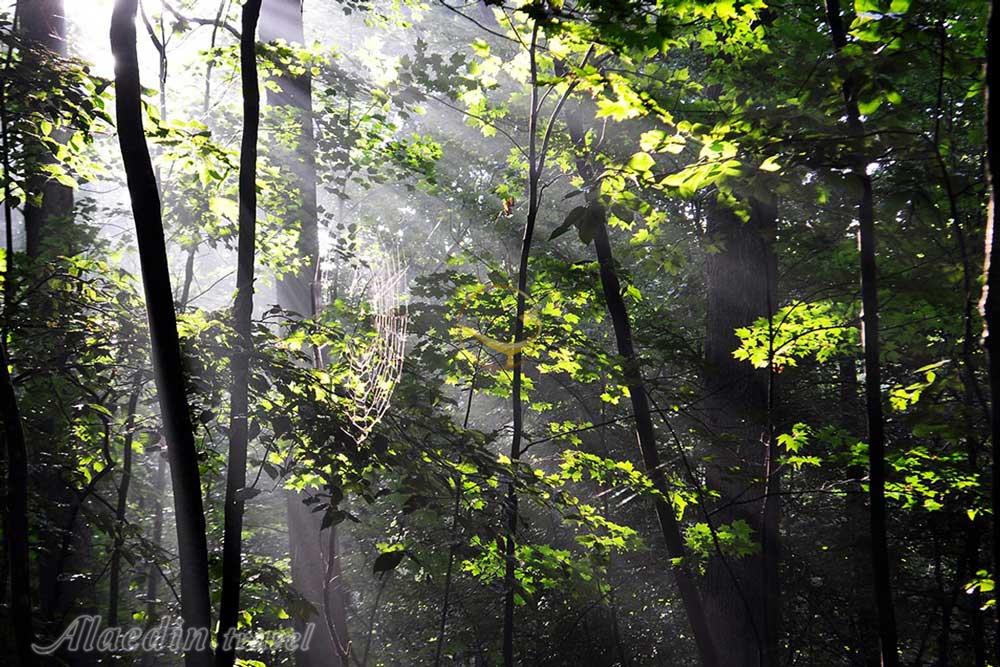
[0, 340, 35, 666]
[2, 1, 997, 665]
[259, 1, 348, 664]
[823, 0, 899, 663]
[19, 0, 72, 259]
[701, 196, 778, 667]
[216, 1, 262, 665]
[110, 2, 212, 665]
[981, 0, 999, 662]
[564, 111, 720, 667]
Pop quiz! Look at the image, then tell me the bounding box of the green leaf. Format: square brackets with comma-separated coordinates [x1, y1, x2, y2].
[759, 156, 781, 172]
[858, 95, 883, 116]
[627, 152, 655, 173]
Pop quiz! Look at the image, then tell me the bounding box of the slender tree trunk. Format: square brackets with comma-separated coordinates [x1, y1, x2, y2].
[110, 3, 213, 665]
[838, 359, 880, 667]
[564, 112, 718, 666]
[0, 8, 16, 626]
[435, 363, 477, 667]
[108, 381, 141, 627]
[216, 3, 262, 665]
[823, 1, 899, 664]
[979, 0, 999, 663]
[0, 341, 35, 665]
[502, 25, 543, 667]
[1, 26, 34, 655]
[592, 211, 720, 667]
[139, 450, 166, 667]
[259, 2, 347, 664]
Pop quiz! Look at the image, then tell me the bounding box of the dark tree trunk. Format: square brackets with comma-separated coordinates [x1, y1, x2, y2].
[700, 197, 778, 667]
[823, 1, 899, 664]
[838, 359, 881, 667]
[0, 339, 36, 665]
[110, 2, 213, 665]
[980, 0, 999, 663]
[108, 381, 141, 627]
[19, 0, 73, 259]
[259, 4, 346, 663]
[502, 27, 544, 667]
[564, 111, 718, 666]
[591, 211, 720, 667]
[216, 2, 262, 664]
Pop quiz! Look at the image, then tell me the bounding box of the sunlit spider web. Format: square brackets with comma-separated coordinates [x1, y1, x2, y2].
[342, 248, 408, 445]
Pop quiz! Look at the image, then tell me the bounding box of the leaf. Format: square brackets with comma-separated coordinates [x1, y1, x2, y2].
[210, 196, 239, 222]
[550, 206, 588, 241]
[627, 152, 655, 173]
[373, 550, 406, 575]
[321, 509, 346, 530]
[576, 208, 602, 245]
[234, 487, 262, 502]
[88, 403, 113, 418]
[759, 156, 781, 172]
[858, 95, 882, 116]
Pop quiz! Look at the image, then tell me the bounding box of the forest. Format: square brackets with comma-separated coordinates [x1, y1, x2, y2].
[0, 0, 996, 665]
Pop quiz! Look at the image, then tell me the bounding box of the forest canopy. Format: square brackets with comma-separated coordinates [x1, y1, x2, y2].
[0, 0, 996, 665]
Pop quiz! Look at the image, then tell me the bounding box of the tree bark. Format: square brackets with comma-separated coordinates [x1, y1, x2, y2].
[838, 359, 881, 666]
[19, 0, 73, 259]
[823, 1, 899, 664]
[979, 0, 999, 663]
[139, 449, 167, 667]
[564, 110, 719, 666]
[0, 340, 36, 665]
[259, 2, 347, 664]
[216, 2, 262, 664]
[502, 25, 543, 667]
[108, 380, 141, 627]
[110, 2, 213, 665]
[592, 210, 720, 667]
[700, 196, 777, 667]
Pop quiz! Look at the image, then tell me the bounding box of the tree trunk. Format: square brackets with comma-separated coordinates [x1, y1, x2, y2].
[838, 359, 881, 666]
[139, 450, 166, 667]
[0, 339, 36, 665]
[502, 26, 544, 667]
[108, 381, 141, 627]
[259, 3, 347, 664]
[110, 2, 213, 665]
[700, 197, 777, 667]
[980, 0, 999, 663]
[19, 0, 73, 259]
[217, 2, 262, 664]
[823, 1, 900, 664]
[591, 209, 720, 667]
[563, 110, 718, 666]
[14, 2, 95, 635]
